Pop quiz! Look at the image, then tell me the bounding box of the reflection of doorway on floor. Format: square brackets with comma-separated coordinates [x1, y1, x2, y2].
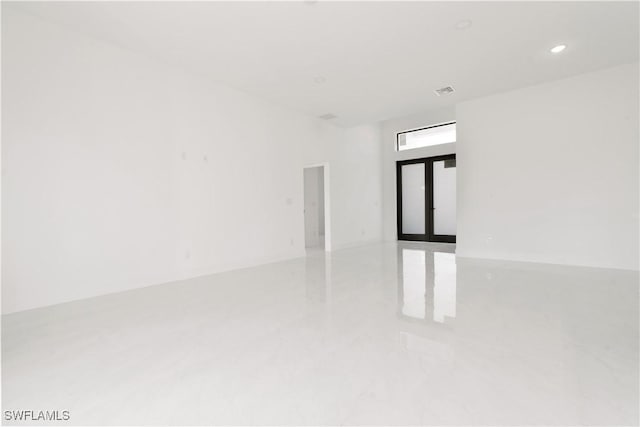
[304, 166, 325, 251]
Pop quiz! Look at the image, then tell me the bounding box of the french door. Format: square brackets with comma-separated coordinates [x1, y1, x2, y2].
[396, 154, 456, 243]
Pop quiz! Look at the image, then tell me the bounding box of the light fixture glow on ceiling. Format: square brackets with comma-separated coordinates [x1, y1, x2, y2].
[318, 113, 336, 120]
[550, 44, 567, 54]
[455, 20, 472, 30]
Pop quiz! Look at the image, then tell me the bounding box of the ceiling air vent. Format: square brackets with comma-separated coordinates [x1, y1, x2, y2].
[318, 113, 337, 120]
[434, 86, 455, 96]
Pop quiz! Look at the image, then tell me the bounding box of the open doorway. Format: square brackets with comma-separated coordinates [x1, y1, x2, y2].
[304, 165, 329, 252]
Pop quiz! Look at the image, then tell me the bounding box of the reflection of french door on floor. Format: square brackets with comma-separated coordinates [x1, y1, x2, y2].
[396, 154, 456, 243]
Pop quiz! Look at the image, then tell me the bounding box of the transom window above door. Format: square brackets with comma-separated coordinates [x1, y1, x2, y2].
[397, 122, 456, 151]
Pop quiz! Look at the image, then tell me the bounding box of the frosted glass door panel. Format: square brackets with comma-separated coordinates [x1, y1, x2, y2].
[401, 163, 425, 234]
[433, 160, 456, 235]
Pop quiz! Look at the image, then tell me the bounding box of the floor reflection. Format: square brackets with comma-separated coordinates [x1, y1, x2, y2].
[433, 252, 456, 323]
[2, 242, 637, 425]
[400, 248, 427, 319]
[399, 245, 456, 324]
[304, 250, 331, 303]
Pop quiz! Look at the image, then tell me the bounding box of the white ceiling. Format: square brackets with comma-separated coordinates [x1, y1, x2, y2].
[6, 1, 639, 126]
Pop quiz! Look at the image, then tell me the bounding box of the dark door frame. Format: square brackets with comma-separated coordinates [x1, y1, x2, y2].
[396, 154, 456, 243]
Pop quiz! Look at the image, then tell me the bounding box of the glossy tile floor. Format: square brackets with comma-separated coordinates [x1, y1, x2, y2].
[2, 242, 639, 426]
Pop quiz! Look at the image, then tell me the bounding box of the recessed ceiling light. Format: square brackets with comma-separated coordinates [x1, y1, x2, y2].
[314, 76, 326, 84]
[455, 20, 472, 30]
[550, 44, 567, 54]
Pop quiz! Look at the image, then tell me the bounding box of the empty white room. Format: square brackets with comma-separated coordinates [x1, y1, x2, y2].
[1, 1, 638, 426]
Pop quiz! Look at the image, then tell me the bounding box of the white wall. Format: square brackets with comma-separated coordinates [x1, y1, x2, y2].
[457, 63, 639, 271]
[1, 9, 383, 313]
[381, 107, 456, 241]
[328, 124, 383, 250]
